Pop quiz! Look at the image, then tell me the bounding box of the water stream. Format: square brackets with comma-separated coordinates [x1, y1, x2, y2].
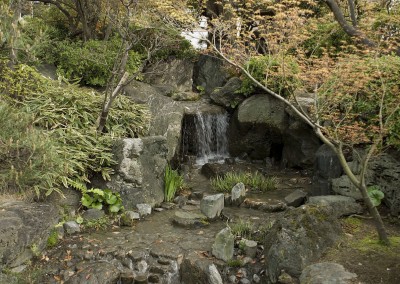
[193, 110, 229, 165]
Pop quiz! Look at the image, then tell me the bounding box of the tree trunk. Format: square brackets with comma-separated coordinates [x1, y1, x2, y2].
[347, 0, 357, 27]
[324, 0, 376, 48]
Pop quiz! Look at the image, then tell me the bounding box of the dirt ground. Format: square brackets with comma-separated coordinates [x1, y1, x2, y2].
[319, 207, 400, 284]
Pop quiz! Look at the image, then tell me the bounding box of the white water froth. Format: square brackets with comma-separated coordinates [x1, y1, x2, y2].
[195, 111, 229, 165]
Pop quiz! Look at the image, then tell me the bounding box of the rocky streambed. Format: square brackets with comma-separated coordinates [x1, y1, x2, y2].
[1, 161, 376, 284]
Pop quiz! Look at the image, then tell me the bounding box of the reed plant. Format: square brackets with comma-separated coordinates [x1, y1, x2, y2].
[164, 164, 183, 202]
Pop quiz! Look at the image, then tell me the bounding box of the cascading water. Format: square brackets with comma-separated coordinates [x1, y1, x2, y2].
[194, 110, 229, 165]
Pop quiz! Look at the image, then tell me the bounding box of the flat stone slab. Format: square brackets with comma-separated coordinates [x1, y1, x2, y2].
[172, 210, 208, 228]
[300, 262, 358, 284]
[307, 195, 363, 218]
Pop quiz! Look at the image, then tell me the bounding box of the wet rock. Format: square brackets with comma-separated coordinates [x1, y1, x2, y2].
[120, 271, 136, 284]
[230, 182, 246, 206]
[63, 221, 80, 235]
[120, 211, 140, 226]
[174, 195, 188, 208]
[300, 262, 358, 284]
[242, 239, 258, 258]
[239, 278, 251, 284]
[284, 189, 307, 207]
[264, 205, 342, 283]
[200, 194, 225, 219]
[307, 195, 363, 218]
[82, 208, 105, 221]
[190, 191, 204, 200]
[201, 163, 225, 179]
[331, 175, 363, 200]
[137, 203, 152, 217]
[161, 202, 176, 210]
[210, 77, 245, 109]
[172, 210, 208, 228]
[212, 227, 234, 261]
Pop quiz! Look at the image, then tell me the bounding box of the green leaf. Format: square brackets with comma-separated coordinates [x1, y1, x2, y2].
[81, 193, 93, 207]
[76, 216, 84, 224]
[109, 203, 123, 213]
[368, 186, 385, 207]
[91, 202, 103, 210]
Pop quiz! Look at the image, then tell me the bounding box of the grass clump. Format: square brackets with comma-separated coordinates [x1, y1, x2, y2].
[46, 230, 59, 248]
[211, 171, 277, 193]
[164, 164, 184, 202]
[230, 219, 254, 239]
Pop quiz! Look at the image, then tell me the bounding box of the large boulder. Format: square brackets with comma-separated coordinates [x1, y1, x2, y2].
[107, 136, 168, 208]
[143, 58, 194, 93]
[311, 145, 342, 196]
[229, 94, 287, 160]
[124, 81, 185, 160]
[282, 120, 321, 168]
[369, 153, 400, 216]
[307, 195, 363, 218]
[264, 205, 342, 283]
[193, 54, 230, 95]
[0, 201, 59, 270]
[210, 77, 246, 110]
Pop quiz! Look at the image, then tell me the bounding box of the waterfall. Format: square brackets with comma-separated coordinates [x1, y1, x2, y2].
[194, 111, 229, 165]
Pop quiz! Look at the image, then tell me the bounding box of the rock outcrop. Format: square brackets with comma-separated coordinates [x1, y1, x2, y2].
[264, 205, 342, 283]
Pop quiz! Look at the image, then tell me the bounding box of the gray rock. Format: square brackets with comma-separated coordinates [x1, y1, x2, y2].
[144, 58, 194, 93]
[0, 201, 59, 269]
[231, 182, 246, 206]
[210, 77, 245, 109]
[332, 175, 363, 200]
[212, 227, 234, 261]
[181, 251, 224, 284]
[208, 264, 223, 284]
[239, 278, 251, 284]
[311, 145, 343, 196]
[63, 221, 80, 235]
[172, 211, 207, 228]
[242, 239, 258, 258]
[229, 94, 288, 160]
[82, 208, 105, 221]
[300, 262, 358, 284]
[200, 194, 224, 219]
[193, 54, 230, 95]
[107, 136, 168, 209]
[120, 211, 140, 226]
[314, 145, 342, 179]
[136, 203, 152, 217]
[282, 120, 321, 168]
[284, 190, 307, 207]
[369, 153, 400, 216]
[307, 195, 363, 218]
[253, 274, 261, 283]
[66, 261, 120, 284]
[264, 205, 342, 283]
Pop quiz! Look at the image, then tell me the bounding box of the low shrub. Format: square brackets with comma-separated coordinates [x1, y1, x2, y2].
[56, 37, 142, 86]
[0, 61, 150, 197]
